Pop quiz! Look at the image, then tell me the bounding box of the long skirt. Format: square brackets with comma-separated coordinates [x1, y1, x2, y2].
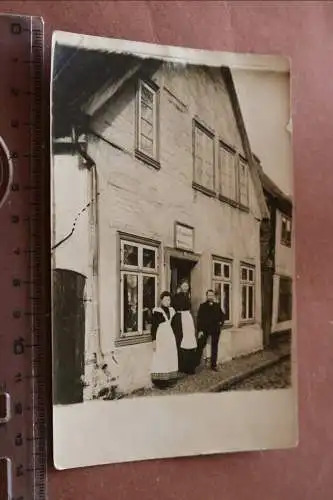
[151, 321, 178, 389]
[177, 311, 198, 375]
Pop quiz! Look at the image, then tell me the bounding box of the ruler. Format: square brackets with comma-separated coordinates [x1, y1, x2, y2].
[0, 14, 46, 500]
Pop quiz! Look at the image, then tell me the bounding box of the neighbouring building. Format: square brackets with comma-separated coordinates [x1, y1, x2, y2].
[51, 45, 271, 403]
[259, 168, 293, 346]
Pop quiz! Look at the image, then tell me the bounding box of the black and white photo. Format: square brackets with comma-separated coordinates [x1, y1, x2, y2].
[51, 31, 297, 469]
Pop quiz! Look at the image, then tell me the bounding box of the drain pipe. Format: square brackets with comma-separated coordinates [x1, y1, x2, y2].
[73, 126, 104, 366]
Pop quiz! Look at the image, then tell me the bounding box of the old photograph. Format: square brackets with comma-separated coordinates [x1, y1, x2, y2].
[51, 31, 296, 469]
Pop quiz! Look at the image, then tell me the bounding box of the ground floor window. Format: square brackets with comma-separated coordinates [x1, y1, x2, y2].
[120, 236, 159, 337]
[278, 276, 292, 323]
[212, 258, 232, 324]
[240, 264, 255, 321]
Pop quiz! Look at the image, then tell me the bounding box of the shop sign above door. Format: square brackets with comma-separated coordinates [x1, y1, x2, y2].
[174, 222, 194, 252]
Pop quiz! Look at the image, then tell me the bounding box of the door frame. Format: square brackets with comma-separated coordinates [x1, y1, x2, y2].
[164, 247, 200, 294]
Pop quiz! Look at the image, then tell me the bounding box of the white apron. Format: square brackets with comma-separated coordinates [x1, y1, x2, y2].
[180, 310, 197, 350]
[151, 307, 178, 380]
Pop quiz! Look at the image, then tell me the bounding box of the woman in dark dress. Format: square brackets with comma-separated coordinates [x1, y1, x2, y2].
[150, 292, 178, 389]
[171, 280, 198, 375]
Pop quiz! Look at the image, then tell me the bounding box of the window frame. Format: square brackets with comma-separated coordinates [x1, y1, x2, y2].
[218, 140, 238, 204]
[240, 263, 256, 324]
[135, 79, 160, 170]
[118, 234, 160, 345]
[212, 257, 233, 326]
[192, 119, 216, 196]
[281, 214, 292, 248]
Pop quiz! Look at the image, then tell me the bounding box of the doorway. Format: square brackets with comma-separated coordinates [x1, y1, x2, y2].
[170, 257, 197, 296]
[53, 268, 86, 405]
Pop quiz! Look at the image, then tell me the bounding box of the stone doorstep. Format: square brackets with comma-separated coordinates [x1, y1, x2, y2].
[208, 352, 291, 393]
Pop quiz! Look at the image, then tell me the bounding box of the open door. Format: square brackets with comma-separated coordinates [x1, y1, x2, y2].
[170, 257, 197, 296]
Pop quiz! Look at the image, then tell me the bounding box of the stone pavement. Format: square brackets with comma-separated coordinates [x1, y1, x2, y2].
[129, 340, 291, 398]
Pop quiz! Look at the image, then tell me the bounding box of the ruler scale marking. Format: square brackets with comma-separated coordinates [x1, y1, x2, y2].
[0, 14, 46, 500]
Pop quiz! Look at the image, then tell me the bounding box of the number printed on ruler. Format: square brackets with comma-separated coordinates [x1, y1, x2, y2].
[0, 13, 46, 500]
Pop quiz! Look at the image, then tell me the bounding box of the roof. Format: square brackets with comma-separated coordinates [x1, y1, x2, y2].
[52, 44, 144, 138]
[221, 68, 270, 219]
[261, 171, 292, 203]
[52, 44, 269, 219]
[252, 153, 292, 214]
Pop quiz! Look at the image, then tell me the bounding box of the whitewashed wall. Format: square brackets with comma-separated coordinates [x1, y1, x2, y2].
[52, 151, 101, 400]
[85, 64, 264, 394]
[52, 153, 90, 276]
[272, 209, 293, 333]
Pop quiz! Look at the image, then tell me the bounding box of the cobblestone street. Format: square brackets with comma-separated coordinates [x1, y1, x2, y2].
[225, 357, 291, 391]
[127, 340, 291, 398]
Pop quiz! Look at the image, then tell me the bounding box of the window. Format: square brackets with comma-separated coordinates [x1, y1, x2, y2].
[281, 215, 292, 247]
[239, 159, 249, 207]
[136, 80, 159, 165]
[219, 142, 237, 201]
[213, 259, 232, 324]
[240, 264, 255, 322]
[218, 144, 249, 209]
[278, 276, 292, 323]
[193, 121, 215, 192]
[120, 238, 159, 337]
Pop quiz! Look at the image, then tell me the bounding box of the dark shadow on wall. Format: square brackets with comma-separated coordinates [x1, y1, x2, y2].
[52, 268, 86, 405]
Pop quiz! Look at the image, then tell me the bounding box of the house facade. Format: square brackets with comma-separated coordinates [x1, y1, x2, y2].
[51, 49, 269, 402]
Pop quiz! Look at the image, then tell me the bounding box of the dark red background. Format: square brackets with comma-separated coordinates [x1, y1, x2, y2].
[1, 1, 332, 498]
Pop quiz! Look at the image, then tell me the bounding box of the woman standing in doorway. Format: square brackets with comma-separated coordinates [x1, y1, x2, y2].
[150, 292, 179, 389]
[171, 280, 198, 374]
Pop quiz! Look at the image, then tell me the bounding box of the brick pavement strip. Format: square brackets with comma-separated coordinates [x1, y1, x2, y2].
[128, 341, 291, 398]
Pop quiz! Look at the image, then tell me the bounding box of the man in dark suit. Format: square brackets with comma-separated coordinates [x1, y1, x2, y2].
[197, 289, 225, 371]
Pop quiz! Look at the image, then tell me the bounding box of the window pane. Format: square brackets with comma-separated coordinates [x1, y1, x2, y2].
[281, 216, 291, 246]
[143, 248, 156, 269]
[141, 84, 154, 109]
[123, 274, 138, 333]
[141, 117, 153, 139]
[241, 285, 247, 319]
[278, 277, 292, 322]
[239, 162, 249, 206]
[248, 285, 254, 319]
[223, 264, 230, 279]
[241, 268, 247, 281]
[123, 244, 138, 266]
[214, 262, 222, 277]
[202, 137, 214, 190]
[195, 156, 203, 184]
[194, 125, 214, 190]
[220, 146, 236, 200]
[248, 269, 254, 282]
[281, 218, 286, 241]
[142, 276, 156, 332]
[139, 83, 156, 158]
[140, 135, 154, 156]
[223, 283, 230, 322]
[141, 103, 153, 122]
[202, 158, 214, 190]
